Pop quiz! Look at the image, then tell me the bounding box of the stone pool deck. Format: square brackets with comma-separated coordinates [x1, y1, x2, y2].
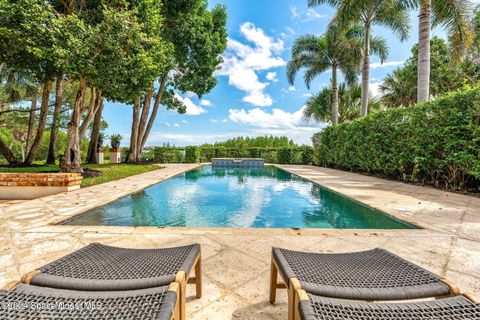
[1, 163, 479, 319]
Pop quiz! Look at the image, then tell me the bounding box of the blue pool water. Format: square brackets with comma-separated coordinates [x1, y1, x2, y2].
[65, 166, 415, 229]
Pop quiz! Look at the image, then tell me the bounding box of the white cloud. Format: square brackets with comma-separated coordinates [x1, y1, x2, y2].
[210, 118, 229, 124]
[369, 82, 382, 97]
[290, 6, 300, 18]
[174, 94, 207, 115]
[288, 86, 296, 92]
[164, 122, 171, 127]
[228, 106, 315, 130]
[303, 93, 313, 98]
[174, 123, 180, 128]
[371, 60, 405, 69]
[200, 99, 212, 107]
[305, 8, 328, 20]
[217, 22, 286, 107]
[181, 120, 189, 124]
[266, 72, 278, 82]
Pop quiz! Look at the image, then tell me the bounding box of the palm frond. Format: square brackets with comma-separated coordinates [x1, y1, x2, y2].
[370, 36, 389, 63]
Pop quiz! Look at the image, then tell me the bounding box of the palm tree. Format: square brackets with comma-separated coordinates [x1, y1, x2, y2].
[303, 83, 380, 124]
[380, 68, 417, 108]
[287, 19, 363, 124]
[404, 0, 471, 103]
[309, 0, 410, 117]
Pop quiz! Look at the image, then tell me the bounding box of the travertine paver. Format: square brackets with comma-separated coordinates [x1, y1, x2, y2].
[0, 164, 479, 320]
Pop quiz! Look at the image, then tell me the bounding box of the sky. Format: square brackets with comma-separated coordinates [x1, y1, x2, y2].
[103, 0, 456, 147]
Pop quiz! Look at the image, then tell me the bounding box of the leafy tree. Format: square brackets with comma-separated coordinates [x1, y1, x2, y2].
[304, 83, 380, 123]
[127, 0, 228, 162]
[309, 0, 410, 116]
[56, 1, 172, 172]
[0, 0, 61, 164]
[287, 19, 364, 124]
[403, 0, 471, 103]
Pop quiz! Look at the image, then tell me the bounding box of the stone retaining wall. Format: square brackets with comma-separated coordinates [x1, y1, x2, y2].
[0, 173, 82, 199]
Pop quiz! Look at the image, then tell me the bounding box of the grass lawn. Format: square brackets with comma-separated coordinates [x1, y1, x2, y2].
[0, 163, 161, 187]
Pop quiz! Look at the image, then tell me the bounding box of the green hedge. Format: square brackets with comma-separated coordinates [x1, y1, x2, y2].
[185, 146, 200, 163]
[153, 146, 315, 165]
[153, 146, 184, 163]
[315, 88, 480, 190]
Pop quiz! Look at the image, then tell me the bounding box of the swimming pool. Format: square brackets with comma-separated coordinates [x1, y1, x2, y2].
[64, 166, 415, 229]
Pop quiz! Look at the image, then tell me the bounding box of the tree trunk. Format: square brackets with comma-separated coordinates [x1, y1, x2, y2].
[60, 76, 87, 173]
[24, 80, 52, 164]
[0, 136, 18, 164]
[360, 22, 371, 117]
[26, 94, 37, 153]
[46, 76, 63, 164]
[136, 84, 154, 161]
[79, 87, 99, 141]
[87, 97, 104, 163]
[417, 1, 431, 103]
[139, 72, 169, 154]
[0, 63, 4, 75]
[331, 63, 339, 125]
[127, 97, 141, 163]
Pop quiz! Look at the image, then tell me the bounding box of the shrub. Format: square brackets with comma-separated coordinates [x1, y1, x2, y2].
[315, 88, 480, 191]
[301, 146, 315, 165]
[200, 148, 216, 162]
[248, 147, 261, 158]
[278, 148, 293, 164]
[185, 146, 200, 163]
[154, 147, 183, 163]
[215, 147, 226, 157]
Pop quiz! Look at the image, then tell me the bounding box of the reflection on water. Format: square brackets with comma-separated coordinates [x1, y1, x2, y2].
[65, 166, 415, 229]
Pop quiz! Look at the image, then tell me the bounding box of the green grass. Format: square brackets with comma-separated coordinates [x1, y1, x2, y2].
[0, 163, 161, 187]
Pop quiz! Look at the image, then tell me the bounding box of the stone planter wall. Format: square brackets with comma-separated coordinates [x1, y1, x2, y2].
[0, 173, 82, 200]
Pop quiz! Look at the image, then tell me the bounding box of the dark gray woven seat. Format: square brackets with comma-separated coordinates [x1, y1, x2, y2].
[29, 243, 200, 291]
[0, 283, 177, 320]
[273, 247, 451, 300]
[299, 293, 480, 320]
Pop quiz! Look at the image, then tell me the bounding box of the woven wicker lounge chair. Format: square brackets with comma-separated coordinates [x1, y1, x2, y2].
[295, 288, 480, 320]
[270, 248, 460, 320]
[21, 243, 202, 320]
[1, 281, 181, 320]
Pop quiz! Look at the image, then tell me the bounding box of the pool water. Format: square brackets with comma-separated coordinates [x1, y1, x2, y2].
[65, 166, 415, 229]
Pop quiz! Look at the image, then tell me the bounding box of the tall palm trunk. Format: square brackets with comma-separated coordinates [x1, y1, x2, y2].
[127, 97, 141, 163]
[60, 77, 87, 172]
[331, 63, 339, 124]
[417, 0, 431, 103]
[24, 80, 52, 164]
[87, 97, 104, 164]
[26, 94, 37, 153]
[360, 22, 371, 117]
[46, 76, 63, 164]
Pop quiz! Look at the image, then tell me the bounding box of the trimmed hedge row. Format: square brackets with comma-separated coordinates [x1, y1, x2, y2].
[153, 146, 315, 165]
[315, 88, 480, 191]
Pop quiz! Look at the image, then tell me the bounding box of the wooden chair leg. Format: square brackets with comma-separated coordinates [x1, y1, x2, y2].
[195, 254, 202, 298]
[175, 271, 186, 320]
[168, 282, 181, 320]
[269, 258, 278, 304]
[288, 278, 301, 320]
[295, 289, 309, 320]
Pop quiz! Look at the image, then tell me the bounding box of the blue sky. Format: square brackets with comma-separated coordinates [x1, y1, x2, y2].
[104, 0, 453, 146]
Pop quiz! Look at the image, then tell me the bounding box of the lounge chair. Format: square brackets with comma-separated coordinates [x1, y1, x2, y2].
[295, 288, 480, 320]
[270, 248, 460, 320]
[1, 281, 181, 319]
[21, 243, 202, 320]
